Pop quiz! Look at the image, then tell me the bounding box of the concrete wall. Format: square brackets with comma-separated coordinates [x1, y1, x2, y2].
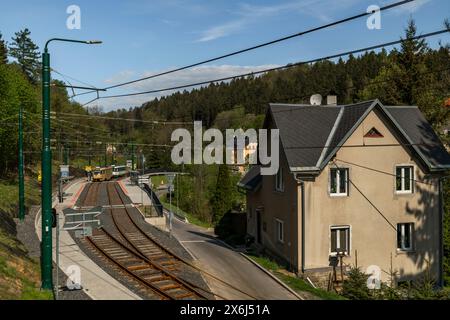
[304, 109, 441, 283]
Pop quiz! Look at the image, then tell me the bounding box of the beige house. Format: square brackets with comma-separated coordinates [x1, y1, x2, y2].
[239, 99, 450, 286]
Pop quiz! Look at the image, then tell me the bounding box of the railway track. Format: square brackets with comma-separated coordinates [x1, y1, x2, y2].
[85, 182, 208, 300]
[82, 182, 100, 207]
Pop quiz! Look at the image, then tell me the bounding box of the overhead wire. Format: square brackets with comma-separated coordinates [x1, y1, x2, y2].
[94, 29, 449, 101]
[98, 0, 414, 92]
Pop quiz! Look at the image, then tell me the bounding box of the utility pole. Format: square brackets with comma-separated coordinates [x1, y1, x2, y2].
[41, 46, 53, 290]
[104, 144, 107, 167]
[41, 38, 102, 290]
[88, 142, 92, 166]
[131, 143, 135, 171]
[63, 145, 69, 165]
[18, 105, 25, 221]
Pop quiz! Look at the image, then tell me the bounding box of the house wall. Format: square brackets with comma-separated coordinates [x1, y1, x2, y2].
[246, 121, 299, 270]
[304, 108, 441, 283]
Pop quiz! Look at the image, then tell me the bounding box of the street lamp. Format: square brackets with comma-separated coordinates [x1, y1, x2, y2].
[41, 38, 102, 290]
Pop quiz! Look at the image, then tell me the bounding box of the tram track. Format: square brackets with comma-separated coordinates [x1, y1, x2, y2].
[84, 181, 209, 300]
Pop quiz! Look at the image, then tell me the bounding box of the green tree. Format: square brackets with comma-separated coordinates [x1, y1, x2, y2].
[396, 19, 429, 106]
[341, 267, 371, 300]
[210, 164, 233, 224]
[8, 28, 41, 83]
[0, 63, 39, 175]
[0, 32, 7, 64]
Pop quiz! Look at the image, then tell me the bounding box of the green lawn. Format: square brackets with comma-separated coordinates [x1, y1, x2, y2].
[160, 199, 213, 229]
[248, 255, 346, 300]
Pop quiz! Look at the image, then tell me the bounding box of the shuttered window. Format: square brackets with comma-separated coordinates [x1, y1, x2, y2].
[331, 226, 350, 255]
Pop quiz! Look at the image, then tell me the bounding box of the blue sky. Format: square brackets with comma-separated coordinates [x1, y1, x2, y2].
[1, 0, 449, 111]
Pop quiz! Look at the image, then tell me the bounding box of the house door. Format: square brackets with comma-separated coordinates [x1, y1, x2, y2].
[256, 209, 262, 244]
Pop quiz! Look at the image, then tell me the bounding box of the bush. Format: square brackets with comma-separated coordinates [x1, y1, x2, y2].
[341, 267, 371, 300]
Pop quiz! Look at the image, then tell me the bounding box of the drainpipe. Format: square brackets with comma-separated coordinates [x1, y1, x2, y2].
[294, 174, 306, 274]
[438, 175, 449, 288]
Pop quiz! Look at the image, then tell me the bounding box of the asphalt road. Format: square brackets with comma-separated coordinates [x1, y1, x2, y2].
[170, 217, 299, 300]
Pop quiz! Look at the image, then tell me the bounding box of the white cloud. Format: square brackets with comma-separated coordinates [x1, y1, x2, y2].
[387, 0, 432, 14]
[90, 64, 280, 111]
[104, 70, 136, 84]
[196, 0, 361, 42]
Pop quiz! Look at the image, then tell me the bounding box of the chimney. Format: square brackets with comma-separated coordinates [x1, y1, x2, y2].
[327, 95, 337, 106]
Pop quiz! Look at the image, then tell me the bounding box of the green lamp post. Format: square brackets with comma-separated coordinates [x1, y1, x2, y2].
[41, 38, 102, 290]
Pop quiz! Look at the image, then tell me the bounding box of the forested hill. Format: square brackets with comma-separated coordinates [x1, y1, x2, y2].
[107, 20, 450, 132]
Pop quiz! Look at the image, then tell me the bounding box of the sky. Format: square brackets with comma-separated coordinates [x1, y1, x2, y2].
[0, 0, 449, 111]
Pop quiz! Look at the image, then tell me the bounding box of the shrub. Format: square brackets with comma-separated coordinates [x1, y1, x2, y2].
[341, 267, 371, 300]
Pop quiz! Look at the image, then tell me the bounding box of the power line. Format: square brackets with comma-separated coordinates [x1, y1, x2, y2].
[51, 68, 97, 89]
[96, 0, 413, 92]
[54, 112, 194, 125]
[335, 158, 435, 186]
[53, 139, 172, 148]
[95, 29, 449, 101]
[332, 161, 397, 231]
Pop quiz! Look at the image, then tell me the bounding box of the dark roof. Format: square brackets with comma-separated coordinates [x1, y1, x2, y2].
[240, 100, 450, 188]
[238, 166, 262, 191]
[268, 99, 450, 172]
[268, 103, 341, 170]
[384, 106, 450, 169]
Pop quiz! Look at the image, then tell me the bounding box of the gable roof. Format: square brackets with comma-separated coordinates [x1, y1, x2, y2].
[384, 106, 450, 170]
[267, 99, 450, 173]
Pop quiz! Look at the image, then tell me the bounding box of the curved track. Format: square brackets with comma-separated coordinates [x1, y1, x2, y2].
[85, 182, 208, 300]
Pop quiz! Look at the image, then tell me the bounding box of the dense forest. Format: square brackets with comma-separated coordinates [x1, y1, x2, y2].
[1, 20, 450, 285]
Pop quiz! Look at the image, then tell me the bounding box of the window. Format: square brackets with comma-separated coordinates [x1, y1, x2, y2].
[395, 166, 414, 193]
[276, 219, 284, 243]
[330, 168, 349, 196]
[330, 226, 350, 255]
[275, 167, 284, 192]
[364, 127, 384, 138]
[397, 223, 414, 251]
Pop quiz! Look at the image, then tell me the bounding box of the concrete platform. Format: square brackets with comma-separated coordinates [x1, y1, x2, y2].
[117, 178, 152, 206]
[35, 178, 141, 300]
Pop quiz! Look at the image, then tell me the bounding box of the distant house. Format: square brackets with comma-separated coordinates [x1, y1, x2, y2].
[239, 99, 450, 286]
[229, 140, 258, 174]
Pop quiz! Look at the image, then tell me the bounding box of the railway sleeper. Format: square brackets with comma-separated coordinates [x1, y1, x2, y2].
[128, 264, 153, 271]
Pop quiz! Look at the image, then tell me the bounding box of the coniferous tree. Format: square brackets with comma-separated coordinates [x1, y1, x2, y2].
[210, 164, 233, 224]
[396, 18, 429, 106]
[9, 28, 41, 83]
[0, 32, 7, 64]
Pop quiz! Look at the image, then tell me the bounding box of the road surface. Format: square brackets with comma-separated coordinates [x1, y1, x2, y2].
[171, 217, 299, 300]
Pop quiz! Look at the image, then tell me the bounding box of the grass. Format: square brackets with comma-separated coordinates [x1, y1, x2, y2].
[0, 179, 53, 300]
[160, 199, 213, 229]
[248, 254, 346, 300]
[150, 175, 167, 188]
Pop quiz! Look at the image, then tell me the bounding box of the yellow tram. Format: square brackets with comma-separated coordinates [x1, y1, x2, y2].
[92, 167, 113, 182]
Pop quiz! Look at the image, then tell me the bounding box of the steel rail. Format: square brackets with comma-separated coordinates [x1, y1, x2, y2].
[105, 183, 209, 299]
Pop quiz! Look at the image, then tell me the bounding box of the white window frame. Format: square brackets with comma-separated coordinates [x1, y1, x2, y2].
[276, 219, 284, 243]
[395, 165, 414, 194]
[397, 223, 414, 251]
[330, 225, 351, 256]
[329, 167, 349, 197]
[275, 167, 284, 192]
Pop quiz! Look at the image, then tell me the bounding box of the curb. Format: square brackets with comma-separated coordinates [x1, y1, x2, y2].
[239, 252, 305, 300]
